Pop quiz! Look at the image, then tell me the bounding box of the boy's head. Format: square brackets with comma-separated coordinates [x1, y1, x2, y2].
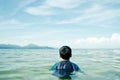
[59, 46, 72, 60]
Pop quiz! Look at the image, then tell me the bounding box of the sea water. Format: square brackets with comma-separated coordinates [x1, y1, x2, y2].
[0, 49, 120, 80]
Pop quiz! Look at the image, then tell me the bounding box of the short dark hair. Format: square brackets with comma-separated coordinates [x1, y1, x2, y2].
[59, 46, 72, 60]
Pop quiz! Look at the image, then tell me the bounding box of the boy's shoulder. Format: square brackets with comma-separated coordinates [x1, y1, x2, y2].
[50, 62, 59, 70]
[70, 62, 80, 71]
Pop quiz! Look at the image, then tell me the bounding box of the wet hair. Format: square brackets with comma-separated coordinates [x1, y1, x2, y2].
[59, 46, 72, 60]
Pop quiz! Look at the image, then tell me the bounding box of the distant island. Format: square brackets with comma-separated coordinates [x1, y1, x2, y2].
[0, 44, 55, 49]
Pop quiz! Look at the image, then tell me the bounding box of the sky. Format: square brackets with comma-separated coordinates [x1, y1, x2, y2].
[0, 0, 120, 48]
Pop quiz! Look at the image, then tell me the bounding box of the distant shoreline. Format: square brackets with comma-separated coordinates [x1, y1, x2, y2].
[0, 44, 55, 49]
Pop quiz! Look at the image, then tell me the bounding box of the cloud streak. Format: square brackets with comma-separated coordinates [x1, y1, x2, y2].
[25, 5, 54, 16]
[56, 6, 120, 25]
[24, 0, 82, 16]
[24, 0, 120, 26]
[46, 0, 80, 9]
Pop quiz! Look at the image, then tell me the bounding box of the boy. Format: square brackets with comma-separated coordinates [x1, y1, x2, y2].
[50, 46, 82, 79]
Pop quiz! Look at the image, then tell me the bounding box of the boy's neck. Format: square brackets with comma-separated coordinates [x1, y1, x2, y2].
[62, 59, 70, 61]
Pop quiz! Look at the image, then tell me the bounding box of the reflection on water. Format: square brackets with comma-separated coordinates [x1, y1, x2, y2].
[0, 49, 120, 80]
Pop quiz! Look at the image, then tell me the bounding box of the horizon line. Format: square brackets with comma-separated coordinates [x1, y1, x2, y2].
[0, 43, 120, 49]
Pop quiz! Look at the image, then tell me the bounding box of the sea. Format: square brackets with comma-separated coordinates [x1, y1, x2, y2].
[0, 49, 120, 80]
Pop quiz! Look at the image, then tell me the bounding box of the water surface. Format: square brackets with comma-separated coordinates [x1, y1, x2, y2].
[0, 49, 120, 80]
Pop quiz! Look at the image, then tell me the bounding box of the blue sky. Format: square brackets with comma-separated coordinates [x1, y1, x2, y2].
[0, 0, 120, 48]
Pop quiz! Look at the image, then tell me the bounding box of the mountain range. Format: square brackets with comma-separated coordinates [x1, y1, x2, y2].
[0, 44, 55, 49]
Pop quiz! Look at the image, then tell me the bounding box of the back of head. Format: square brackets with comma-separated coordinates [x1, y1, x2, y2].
[59, 46, 72, 60]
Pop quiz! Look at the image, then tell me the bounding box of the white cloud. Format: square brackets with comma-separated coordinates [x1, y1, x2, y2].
[24, 0, 82, 16]
[72, 33, 120, 48]
[25, 5, 54, 16]
[24, 0, 120, 24]
[111, 33, 120, 42]
[46, 0, 80, 9]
